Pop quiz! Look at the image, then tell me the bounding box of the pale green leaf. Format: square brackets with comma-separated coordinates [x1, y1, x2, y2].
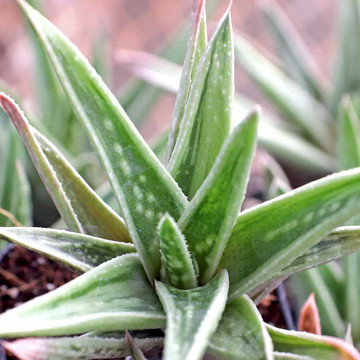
[116, 51, 336, 174]
[167, 0, 207, 161]
[0, 254, 165, 337]
[0, 227, 135, 273]
[0, 93, 130, 242]
[274, 353, 313, 360]
[233, 33, 334, 152]
[179, 111, 258, 283]
[261, 0, 328, 100]
[331, 0, 360, 112]
[3, 333, 162, 360]
[208, 296, 273, 360]
[18, 0, 188, 281]
[338, 95, 360, 171]
[158, 214, 197, 289]
[267, 325, 360, 360]
[220, 168, 360, 301]
[155, 270, 229, 360]
[125, 331, 149, 360]
[168, 11, 233, 199]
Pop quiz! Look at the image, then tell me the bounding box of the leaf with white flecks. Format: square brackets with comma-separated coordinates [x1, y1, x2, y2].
[155, 270, 229, 360]
[17, 0, 188, 282]
[179, 110, 258, 283]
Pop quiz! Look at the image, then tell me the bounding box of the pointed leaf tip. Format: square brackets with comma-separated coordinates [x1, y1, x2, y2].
[298, 293, 321, 335]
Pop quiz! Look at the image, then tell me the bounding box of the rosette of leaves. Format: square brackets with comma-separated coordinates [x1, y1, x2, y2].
[1, 1, 360, 359]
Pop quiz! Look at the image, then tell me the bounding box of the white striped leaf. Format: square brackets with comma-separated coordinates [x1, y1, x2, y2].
[168, 10, 233, 199]
[158, 214, 197, 289]
[155, 270, 229, 360]
[179, 111, 258, 283]
[18, 0, 188, 282]
[0, 254, 165, 337]
[220, 168, 360, 301]
[208, 296, 273, 360]
[0, 227, 135, 273]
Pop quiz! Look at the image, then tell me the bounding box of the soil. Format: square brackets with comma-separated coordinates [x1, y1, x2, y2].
[0, 245, 287, 360]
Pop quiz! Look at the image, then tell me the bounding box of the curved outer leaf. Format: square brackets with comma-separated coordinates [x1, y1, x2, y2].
[167, 0, 207, 161]
[158, 214, 197, 289]
[168, 10, 233, 199]
[17, 0, 188, 282]
[208, 296, 274, 360]
[0, 93, 130, 242]
[116, 51, 336, 174]
[267, 325, 360, 360]
[220, 168, 360, 301]
[179, 111, 258, 283]
[273, 354, 313, 360]
[3, 334, 163, 360]
[155, 270, 229, 360]
[0, 255, 165, 337]
[0, 227, 135, 273]
[233, 33, 334, 153]
[261, 0, 328, 100]
[275, 227, 360, 279]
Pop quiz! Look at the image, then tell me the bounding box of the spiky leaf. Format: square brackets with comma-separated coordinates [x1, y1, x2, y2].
[221, 168, 360, 301]
[0, 255, 165, 337]
[155, 270, 229, 360]
[208, 296, 273, 360]
[267, 325, 360, 360]
[0, 93, 130, 242]
[3, 333, 162, 360]
[179, 111, 258, 283]
[0, 227, 135, 273]
[158, 214, 197, 289]
[18, 0, 188, 281]
[168, 11, 233, 199]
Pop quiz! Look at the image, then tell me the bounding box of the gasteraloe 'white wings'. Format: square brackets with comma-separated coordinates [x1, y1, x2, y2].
[0, 227, 135, 273]
[221, 168, 360, 301]
[18, 0, 188, 282]
[0, 255, 165, 337]
[208, 296, 273, 360]
[168, 10, 233, 199]
[155, 270, 229, 360]
[179, 111, 258, 283]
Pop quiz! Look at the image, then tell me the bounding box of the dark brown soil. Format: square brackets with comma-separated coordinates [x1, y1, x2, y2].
[0, 245, 286, 360]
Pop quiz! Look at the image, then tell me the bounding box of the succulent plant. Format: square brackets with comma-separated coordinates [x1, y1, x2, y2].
[1, 1, 360, 359]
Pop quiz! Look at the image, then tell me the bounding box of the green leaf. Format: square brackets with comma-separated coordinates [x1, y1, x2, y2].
[274, 353, 315, 360]
[261, 0, 328, 100]
[125, 331, 149, 360]
[167, 0, 207, 161]
[220, 167, 360, 301]
[18, 0, 188, 281]
[3, 333, 162, 360]
[117, 51, 336, 174]
[267, 324, 360, 360]
[155, 270, 229, 360]
[208, 296, 273, 360]
[0, 93, 130, 242]
[233, 33, 334, 152]
[276, 226, 360, 280]
[168, 10, 233, 199]
[338, 95, 360, 171]
[158, 214, 197, 289]
[0, 254, 165, 337]
[331, 0, 360, 112]
[179, 111, 258, 283]
[0, 227, 135, 273]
